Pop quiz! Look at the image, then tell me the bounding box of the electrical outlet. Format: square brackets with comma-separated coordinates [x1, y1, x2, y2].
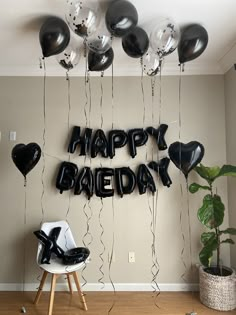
[128, 251, 135, 263]
[108, 252, 115, 263]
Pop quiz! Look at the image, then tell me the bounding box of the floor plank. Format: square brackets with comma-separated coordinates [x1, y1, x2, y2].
[0, 291, 235, 315]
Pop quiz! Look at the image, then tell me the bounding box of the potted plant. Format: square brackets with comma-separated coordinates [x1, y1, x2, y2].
[189, 164, 236, 311]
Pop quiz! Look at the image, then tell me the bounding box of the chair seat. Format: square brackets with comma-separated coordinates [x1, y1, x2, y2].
[39, 256, 88, 274]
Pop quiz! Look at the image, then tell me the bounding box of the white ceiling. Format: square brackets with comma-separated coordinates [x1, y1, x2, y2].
[1, 0, 236, 76]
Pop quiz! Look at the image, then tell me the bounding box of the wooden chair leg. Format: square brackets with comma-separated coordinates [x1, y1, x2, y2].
[34, 271, 48, 304]
[48, 274, 57, 315]
[72, 271, 88, 311]
[67, 274, 73, 294]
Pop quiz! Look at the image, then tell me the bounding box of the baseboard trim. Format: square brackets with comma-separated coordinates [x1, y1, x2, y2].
[0, 282, 199, 292]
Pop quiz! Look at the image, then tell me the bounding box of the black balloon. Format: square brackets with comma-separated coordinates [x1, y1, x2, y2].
[137, 164, 156, 195]
[74, 167, 94, 199]
[122, 26, 149, 58]
[115, 167, 136, 197]
[91, 129, 109, 158]
[108, 130, 128, 158]
[39, 17, 70, 58]
[128, 129, 148, 158]
[148, 157, 172, 187]
[12, 143, 41, 178]
[68, 126, 92, 156]
[95, 168, 114, 198]
[146, 124, 168, 151]
[56, 162, 78, 194]
[105, 0, 138, 37]
[63, 247, 90, 265]
[34, 227, 64, 264]
[178, 24, 208, 64]
[168, 141, 205, 178]
[88, 47, 114, 72]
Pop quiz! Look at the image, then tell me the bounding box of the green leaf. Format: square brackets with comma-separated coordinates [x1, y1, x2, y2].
[195, 164, 221, 185]
[199, 239, 218, 267]
[189, 183, 211, 194]
[216, 165, 236, 179]
[221, 239, 235, 245]
[198, 194, 225, 228]
[220, 228, 236, 235]
[200, 232, 216, 245]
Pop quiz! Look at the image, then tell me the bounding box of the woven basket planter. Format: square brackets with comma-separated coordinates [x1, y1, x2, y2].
[199, 265, 236, 311]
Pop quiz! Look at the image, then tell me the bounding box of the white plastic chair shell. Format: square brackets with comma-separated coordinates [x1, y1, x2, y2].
[36, 220, 87, 274]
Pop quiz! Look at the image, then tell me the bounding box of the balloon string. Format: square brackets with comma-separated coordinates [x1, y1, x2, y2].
[100, 75, 104, 129]
[88, 71, 92, 128]
[147, 66, 160, 307]
[111, 62, 114, 130]
[186, 178, 196, 313]
[98, 198, 105, 289]
[179, 179, 188, 283]
[21, 183, 27, 313]
[82, 72, 93, 289]
[140, 58, 148, 162]
[98, 75, 105, 289]
[84, 49, 88, 131]
[81, 200, 89, 289]
[108, 196, 116, 315]
[159, 62, 162, 125]
[151, 77, 156, 161]
[178, 64, 188, 284]
[80, 52, 92, 288]
[40, 58, 46, 225]
[141, 58, 146, 126]
[66, 73, 71, 220]
[178, 64, 182, 141]
[147, 193, 160, 308]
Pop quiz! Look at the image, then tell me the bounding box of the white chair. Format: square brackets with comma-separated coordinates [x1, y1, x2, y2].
[34, 220, 89, 315]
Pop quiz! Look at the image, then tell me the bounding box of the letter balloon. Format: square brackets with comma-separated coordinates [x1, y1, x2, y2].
[68, 126, 92, 156]
[108, 130, 128, 158]
[137, 164, 156, 195]
[115, 167, 136, 197]
[91, 129, 109, 158]
[95, 168, 114, 198]
[34, 227, 64, 264]
[148, 157, 172, 187]
[146, 124, 168, 150]
[56, 161, 78, 193]
[128, 129, 148, 158]
[74, 167, 94, 199]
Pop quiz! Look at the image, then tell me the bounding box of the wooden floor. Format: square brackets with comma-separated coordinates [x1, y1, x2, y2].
[0, 291, 235, 315]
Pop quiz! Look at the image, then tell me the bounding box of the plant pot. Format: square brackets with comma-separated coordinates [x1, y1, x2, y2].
[199, 265, 236, 311]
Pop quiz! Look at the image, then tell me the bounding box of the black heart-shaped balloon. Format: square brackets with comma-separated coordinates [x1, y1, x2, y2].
[12, 143, 41, 177]
[168, 141, 205, 178]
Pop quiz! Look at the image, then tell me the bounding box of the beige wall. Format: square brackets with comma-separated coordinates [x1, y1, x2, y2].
[0, 75, 229, 286]
[224, 67, 236, 269]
